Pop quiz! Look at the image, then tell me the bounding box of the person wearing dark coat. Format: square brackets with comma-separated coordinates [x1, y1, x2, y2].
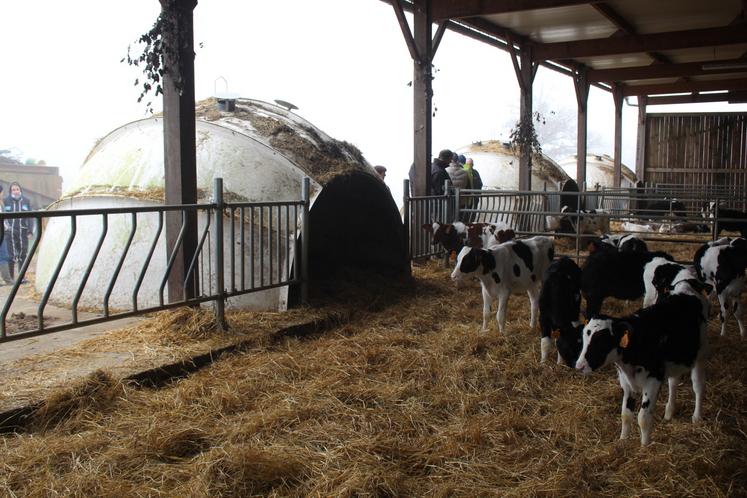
[0, 183, 11, 284]
[4, 181, 33, 280]
[430, 149, 452, 196]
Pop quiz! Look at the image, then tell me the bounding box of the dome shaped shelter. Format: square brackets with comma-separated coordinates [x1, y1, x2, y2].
[36, 98, 406, 311]
[455, 140, 570, 229]
[559, 153, 638, 190]
[457, 140, 570, 191]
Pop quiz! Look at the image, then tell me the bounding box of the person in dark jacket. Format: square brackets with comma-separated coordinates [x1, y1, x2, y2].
[4, 181, 33, 280]
[464, 158, 483, 222]
[0, 183, 12, 284]
[431, 149, 452, 196]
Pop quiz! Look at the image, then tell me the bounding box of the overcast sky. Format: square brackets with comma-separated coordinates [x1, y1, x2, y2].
[2, 1, 745, 205]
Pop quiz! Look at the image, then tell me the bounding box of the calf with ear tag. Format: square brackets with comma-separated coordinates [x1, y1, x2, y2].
[619, 329, 630, 348]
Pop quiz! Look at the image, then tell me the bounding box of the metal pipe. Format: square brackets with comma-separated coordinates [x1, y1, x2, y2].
[213, 177, 226, 331]
[38, 216, 77, 330]
[132, 211, 163, 312]
[72, 214, 108, 323]
[104, 212, 137, 317]
[301, 177, 310, 304]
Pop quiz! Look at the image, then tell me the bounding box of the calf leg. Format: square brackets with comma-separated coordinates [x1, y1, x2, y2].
[539, 317, 552, 363]
[664, 376, 678, 421]
[481, 286, 492, 332]
[496, 289, 510, 334]
[691, 362, 705, 422]
[734, 297, 746, 338]
[718, 293, 728, 336]
[527, 286, 540, 331]
[638, 377, 662, 446]
[618, 371, 635, 440]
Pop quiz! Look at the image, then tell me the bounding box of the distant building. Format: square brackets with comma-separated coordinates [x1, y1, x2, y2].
[0, 156, 62, 209]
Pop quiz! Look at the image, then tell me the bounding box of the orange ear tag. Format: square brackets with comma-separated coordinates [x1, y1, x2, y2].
[551, 330, 560, 339]
[581, 317, 588, 325]
[619, 331, 630, 349]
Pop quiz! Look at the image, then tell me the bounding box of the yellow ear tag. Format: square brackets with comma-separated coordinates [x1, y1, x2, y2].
[551, 330, 560, 339]
[581, 317, 587, 325]
[619, 331, 630, 349]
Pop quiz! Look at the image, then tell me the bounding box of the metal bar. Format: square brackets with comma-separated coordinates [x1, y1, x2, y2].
[285, 204, 290, 282]
[159, 211, 187, 307]
[104, 212, 137, 317]
[301, 177, 310, 304]
[132, 211, 163, 312]
[240, 207, 245, 290]
[213, 177, 226, 331]
[183, 208, 212, 299]
[230, 206, 236, 293]
[404, 179, 411, 264]
[38, 216, 77, 330]
[269, 204, 273, 285]
[293, 203, 299, 283]
[249, 206, 255, 289]
[259, 206, 265, 287]
[0, 295, 219, 345]
[72, 214, 108, 323]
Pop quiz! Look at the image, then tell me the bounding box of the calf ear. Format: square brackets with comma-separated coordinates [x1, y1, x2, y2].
[619, 331, 630, 348]
[612, 321, 632, 348]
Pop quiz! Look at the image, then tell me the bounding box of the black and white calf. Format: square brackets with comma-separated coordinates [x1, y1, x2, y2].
[575, 278, 710, 445]
[581, 249, 674, 318]
[423, 221, 514, 254]
[539, 257, 583, 365]
[702, 202, 747, 238]
[451, 236, 554, 334]
[642, 257, 700, 307]
[693, 237, 747, 336]
[600, 233, 649, 253]
[546, 206, 610, 235]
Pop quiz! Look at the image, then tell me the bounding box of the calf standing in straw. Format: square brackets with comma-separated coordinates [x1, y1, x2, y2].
[451, 236, 554, 333]
[575, 276, 711, 445]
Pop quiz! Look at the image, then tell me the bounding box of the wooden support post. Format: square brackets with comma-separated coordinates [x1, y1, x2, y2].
[162, 0, 198, 302]
[412, 0, 433, 197]
[574, 66, 589, 189]
[508, 40, 538, 191]
[635, 96, 648, 182]
[612, 84, 624, 188]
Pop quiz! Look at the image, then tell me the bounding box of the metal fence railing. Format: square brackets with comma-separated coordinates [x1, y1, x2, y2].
[0, 177, 310, 344]
[405, 181, 740, 264]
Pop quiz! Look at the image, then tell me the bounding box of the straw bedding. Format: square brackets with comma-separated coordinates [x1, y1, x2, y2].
[1, 252, 746, 496]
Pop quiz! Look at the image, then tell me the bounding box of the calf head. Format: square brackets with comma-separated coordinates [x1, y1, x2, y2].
[466, 223, 488, 248]
[494, 228, 516, 244]
[451, 246, 495, 281]
[423, 222, 463, 253]
[555, 322, 584, 368]
[575, 317, 629, 374]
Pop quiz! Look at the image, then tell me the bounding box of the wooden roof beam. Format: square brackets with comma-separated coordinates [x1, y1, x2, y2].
[533, 24, 747, 60]
[588, 59, 747, 82]
[646, 91, 747, 105]
[431, 0, 598, 21]
[622, 78, 747, 96]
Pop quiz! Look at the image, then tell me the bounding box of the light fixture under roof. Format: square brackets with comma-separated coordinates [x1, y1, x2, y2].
[701, 62, 747, 71]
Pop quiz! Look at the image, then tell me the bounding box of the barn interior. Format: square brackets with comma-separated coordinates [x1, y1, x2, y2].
[2, 1, 747, 496]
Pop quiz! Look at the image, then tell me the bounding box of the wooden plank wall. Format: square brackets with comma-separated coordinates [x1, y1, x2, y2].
[644, 112, 747, 207]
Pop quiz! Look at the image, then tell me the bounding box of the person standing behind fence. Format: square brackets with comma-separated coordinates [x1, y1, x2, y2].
[464, 158, 483, 222]
[0, 183, 12, 285]
[431, 149, 452, 196]
[4, 181, 33, 281]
